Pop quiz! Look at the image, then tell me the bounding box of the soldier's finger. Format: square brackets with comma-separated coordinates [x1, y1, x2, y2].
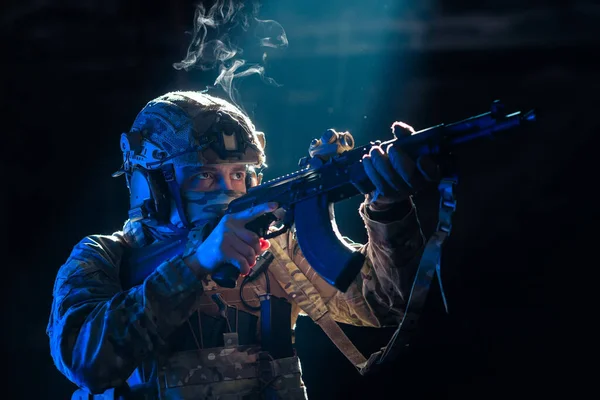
[363, 153, 393, 197]
[234, 202, 279, 223]
[387, 144, 423, 190]
[369, 145, 410, 193]
[229, 238, 257, 266]
[224, 245, 251, 276]
[391, 121, 416, 138]
[233, 228, 262, 255]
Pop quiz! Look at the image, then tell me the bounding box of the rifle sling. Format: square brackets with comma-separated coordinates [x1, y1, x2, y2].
[268, 240, 368, 367]
[267, 177, 457, 375]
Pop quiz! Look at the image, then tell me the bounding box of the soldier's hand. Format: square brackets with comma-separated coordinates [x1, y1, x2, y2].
[189, 202, 277, 276]
[362, 121, 440, 210]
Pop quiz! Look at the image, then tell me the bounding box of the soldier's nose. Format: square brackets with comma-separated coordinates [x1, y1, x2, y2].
[216, 176, 234, 191]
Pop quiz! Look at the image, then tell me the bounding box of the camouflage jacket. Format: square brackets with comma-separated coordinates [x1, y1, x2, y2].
[47, 200, 424, 396]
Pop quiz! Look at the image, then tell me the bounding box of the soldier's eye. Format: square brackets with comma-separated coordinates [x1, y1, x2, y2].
[196, 172, 213, 180]
[231, 172, 245, 180]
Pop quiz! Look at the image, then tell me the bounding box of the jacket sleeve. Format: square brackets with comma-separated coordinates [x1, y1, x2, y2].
[294, 198, 425, 328]
[46, 233, 204, 394]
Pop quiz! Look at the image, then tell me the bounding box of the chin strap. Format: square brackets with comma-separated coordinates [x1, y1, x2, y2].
[161, 164, 193, 229]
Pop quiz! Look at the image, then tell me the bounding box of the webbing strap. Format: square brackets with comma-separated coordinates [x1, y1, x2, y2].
[269, 177, 458, 375]
[268, 240, 367, 366]
[357, 177, 457, 375]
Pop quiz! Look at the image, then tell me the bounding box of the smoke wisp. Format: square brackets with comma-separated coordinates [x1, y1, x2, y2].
[173, 0, 288, 111]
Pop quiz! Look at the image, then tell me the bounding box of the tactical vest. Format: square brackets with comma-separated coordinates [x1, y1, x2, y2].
[152, 249, 307, 400]
[77, 224, 419, 399]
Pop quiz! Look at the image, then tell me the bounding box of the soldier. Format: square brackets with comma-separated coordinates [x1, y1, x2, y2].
[47, 91, 438, 399]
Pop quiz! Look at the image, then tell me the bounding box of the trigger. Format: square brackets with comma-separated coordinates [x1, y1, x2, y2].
[245, 212, 276, 237]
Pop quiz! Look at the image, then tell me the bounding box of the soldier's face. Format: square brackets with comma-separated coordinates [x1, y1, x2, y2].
[176, 164, 248, 194]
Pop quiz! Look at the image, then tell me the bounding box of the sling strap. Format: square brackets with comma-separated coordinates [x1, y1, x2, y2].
[268, 177, 457, 375]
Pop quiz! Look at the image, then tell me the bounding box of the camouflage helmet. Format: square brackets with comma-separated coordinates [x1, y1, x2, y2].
[117, 91, 266, 174]
[114, 91, 266, 229]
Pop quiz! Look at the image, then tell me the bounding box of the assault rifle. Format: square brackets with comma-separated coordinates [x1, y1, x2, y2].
[122, 100, 536, 292]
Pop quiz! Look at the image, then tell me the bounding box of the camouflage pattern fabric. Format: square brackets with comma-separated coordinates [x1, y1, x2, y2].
[158, 343, 305, 399]
[266, 241, 329, 322]
[124, 91, 266, 170]
[182, 189, 244, 228]
[267, 239, 369, 367]
[47, 199, 424, 398]
[270, 201, 425, 330]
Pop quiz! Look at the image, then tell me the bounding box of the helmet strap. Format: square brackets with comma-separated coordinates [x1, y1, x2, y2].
[161, 164, 193, 230]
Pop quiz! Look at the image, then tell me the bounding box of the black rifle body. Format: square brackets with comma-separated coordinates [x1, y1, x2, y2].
[122, 102, 536, 291]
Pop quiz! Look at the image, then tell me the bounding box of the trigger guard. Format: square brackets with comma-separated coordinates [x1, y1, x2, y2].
[245, 212, 277, 237]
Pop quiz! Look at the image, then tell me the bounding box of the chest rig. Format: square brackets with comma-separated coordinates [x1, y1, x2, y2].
[154, 248, 305, 400]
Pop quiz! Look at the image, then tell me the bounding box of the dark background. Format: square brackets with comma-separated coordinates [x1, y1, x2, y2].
[2, 0, 596, 398]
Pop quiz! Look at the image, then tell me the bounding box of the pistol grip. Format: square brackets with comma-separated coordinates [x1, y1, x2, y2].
[211, 264, 239, 289]
[212, 212, 277, 288]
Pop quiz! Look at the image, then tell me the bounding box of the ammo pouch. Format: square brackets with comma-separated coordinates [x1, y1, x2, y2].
[72, 343, 306, 400]
[72, 295, 300, 399]
[157, 342, 306, 400]
[155, 293, 300, 399]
